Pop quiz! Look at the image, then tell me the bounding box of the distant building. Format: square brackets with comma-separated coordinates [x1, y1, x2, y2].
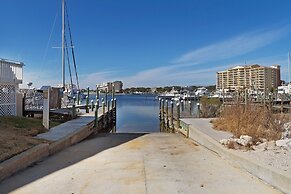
[216, 64, 281, 91]
[0, 58, 24, 116]
[112, 81, 123, 93]
[97, 81, 123, 93]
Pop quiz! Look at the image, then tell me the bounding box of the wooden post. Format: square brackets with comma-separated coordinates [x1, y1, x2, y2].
[189, 100, 192, 116]
[85, 95, 89, 113]
[181, 100, 184, 111]
[111, 99, 114, 110]
[22, 93, 26, 116]
[112, 83, 115, 107]
[73, 96, 76, 105]
[165, 100, 169, 128]
[105, 88, 108, 106]
[197, 102, 200, 118]
[94, 100, 99, 127]
[161, 99, 164, 120]
[96, 86, 99, 100]
[91, 100, 94, 112]
[159, 98, 162, 120]
[170, 101, 174, 132]
[176, 102, 180, 130]
[77, 91, 80, 105]
[102, 101, 105, 127]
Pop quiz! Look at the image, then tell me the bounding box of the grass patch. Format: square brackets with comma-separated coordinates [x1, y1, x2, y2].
[0, 116, 62, 162]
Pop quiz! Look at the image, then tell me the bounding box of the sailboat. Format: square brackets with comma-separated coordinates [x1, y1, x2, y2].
[57, 0, 85, 102]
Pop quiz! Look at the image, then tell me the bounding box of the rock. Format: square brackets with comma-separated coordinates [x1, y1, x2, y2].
[237, 135, 253, 146]
[283, 122, 291, 131]
[276, 139, 291, 148]
[259, 138, 267, 143]
[254, 142, 267, 151]
[219, 139, 230, 145]
[266, 140, 276, 150]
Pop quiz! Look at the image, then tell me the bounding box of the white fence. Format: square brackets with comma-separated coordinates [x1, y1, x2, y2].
[0, 84, 16, 116]
[0, 58, 23, 116]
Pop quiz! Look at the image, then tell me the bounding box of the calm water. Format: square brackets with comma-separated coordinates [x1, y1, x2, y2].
[88, 94, 198, 133]
[89, 94, 160, 133]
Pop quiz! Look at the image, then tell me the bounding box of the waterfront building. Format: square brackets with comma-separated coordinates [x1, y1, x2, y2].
[97, 81, 123, 93]
[0, 58, 24, 116]
[112, 81, 123, 93]
[216, 64, 281, 91]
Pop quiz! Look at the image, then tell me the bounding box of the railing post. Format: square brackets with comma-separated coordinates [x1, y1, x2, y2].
[85, 95, 89, 113]
[105, 88, 108, 106]
[22, 93, 26, 116]
[165, 100, 169, 128]
[197, 102, 200, 118]
[73, 96, 76, 105]
[91, 100, 94, 112]
[96, 86, 99, 100]
[181, 100, 184, 112]
[176, 102, 180, 130]
[161, 99, 164, 121]
[112, 84, 115, 107]
[159, 98, 161, 120]
[94, 99, 99, 127]
[170, 100, 174, 132]
[77, 91, 80, 105]
[102, 101, 105, 127]
[189, 100, 192, 116]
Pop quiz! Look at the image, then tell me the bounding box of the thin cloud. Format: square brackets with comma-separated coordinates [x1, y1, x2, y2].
[174, 26, 290, 65]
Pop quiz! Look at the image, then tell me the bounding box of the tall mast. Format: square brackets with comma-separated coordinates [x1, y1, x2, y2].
[62, 0, 65, 88]
[288, 51, 290, 84]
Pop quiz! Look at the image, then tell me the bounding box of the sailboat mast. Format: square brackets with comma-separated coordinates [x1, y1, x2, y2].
[288, 51, 291, 84]
[62, 0, 65, 88]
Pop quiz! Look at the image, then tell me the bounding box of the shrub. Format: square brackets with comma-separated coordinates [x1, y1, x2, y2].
[212, 104, 284, 141]
[200, 97, 222, 118]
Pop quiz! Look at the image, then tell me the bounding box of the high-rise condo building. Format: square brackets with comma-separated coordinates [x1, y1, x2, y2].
[216, 64, 281, 91]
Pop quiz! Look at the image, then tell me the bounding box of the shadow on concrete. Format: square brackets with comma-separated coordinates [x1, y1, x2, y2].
[0, 133, 146, 193]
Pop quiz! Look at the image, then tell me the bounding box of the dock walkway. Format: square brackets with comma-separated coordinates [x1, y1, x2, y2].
[37, 109, 103, 141]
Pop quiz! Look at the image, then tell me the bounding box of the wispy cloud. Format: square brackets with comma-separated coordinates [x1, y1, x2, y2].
[174, 26, 289, 65]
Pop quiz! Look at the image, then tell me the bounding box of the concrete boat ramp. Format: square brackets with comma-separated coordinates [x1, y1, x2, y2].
[0, 132, 281, 194]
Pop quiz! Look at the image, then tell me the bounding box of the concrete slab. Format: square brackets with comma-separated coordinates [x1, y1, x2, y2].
[37, 109, 104, 141]
[0, 133, 281, 194]
[181, 118, 233, 141]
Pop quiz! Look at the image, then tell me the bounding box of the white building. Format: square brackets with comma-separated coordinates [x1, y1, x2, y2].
[97, 81, 123, 93]
[278, 84, 291, 94]
[0, 58, 24, 116]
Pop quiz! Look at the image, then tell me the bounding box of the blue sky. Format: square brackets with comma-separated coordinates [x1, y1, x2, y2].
[1, 0, 291, 88]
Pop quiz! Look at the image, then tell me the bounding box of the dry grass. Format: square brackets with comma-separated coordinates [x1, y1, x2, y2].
[0, 116, 60, 162]
[212, 104, 286, 141]
[200, 97, 222, 118]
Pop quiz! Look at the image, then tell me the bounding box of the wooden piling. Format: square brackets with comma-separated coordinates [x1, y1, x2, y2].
[176, 102, 180, 130]
[161, 99, 164, 121]
[166, 100, 169, 128]
[170, 101, 174, 132]
[85, 95, 89, 113]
